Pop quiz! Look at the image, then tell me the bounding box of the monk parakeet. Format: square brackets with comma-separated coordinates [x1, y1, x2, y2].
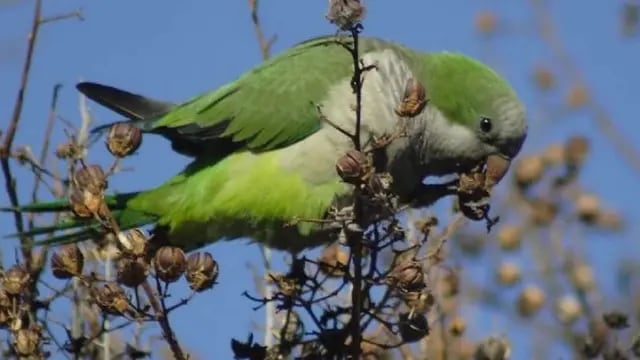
[6, 35, 527, 252]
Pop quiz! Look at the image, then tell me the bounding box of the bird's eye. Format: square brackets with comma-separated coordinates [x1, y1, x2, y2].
[480, 117, 492, 133]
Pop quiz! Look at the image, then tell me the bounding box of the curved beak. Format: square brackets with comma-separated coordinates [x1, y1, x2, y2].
[484, 153, 512, 189]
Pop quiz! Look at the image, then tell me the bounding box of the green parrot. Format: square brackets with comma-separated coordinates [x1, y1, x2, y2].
[6, 35, 527, 252]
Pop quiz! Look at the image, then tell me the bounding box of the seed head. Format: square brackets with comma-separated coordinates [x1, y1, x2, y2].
[565, 84, 588, 109]
[403, 289, 434, 314]
[13, 328, 41, 357]
[395, 78, 428, 117]
[555, 295, 583, 325]
[274, 311, 304, 344]
[69, 187, 107, 219]
[575, 192, 601, 224]
[73, 164, 107, 195]
[106, 123, 143, 158]
[117, 228, 148, 257]
[386, 259, 425, 292]
[153, 246, 187, 283]
[449, 316, 467, 337]
[398, 312, 429, 343]
[336, 149, 369, 184]
[326, 0, 366, 30]
[318, 242, 349, 278]
[475, 11, 498, 34]
[94, 282, 130, 316]
[496, 224, 522, 251]
[2, 265, 30, 296]
[116, 258, 149, 288]
[514, 155, 545, 189]
[475, 336, 511, 360]
[533, 66, 555, 90]
[496, 261, 521, 287]
[51, 244, 84, 279]
[529, 198, 558, 226]
[543, 143, 565, 166]
[569, 262, 595, 292]
[517, 285, 546, 317]
[186, 252, 219, 292]
[565, 135, 589, 168]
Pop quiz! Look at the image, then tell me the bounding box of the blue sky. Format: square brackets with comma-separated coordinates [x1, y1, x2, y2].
[1, 0, 639, 358]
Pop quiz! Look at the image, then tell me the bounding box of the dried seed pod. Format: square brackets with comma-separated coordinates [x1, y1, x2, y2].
[403, 289, 435, 314]
[117, 228, 148, 257]
[474, 336, 511, 360]
[116, 258, 148, 288]
[0, 290, 10, 328]
[569, 262, 595, 292]
[439, 270, 460, 298]
[2, 265, 30, 296]
[336, 149, 368, 184]
[565, 84, 588, 109]
[533, 66, 555, 91]
[448, 316, 467, 337]
[69, 187, 106, 218]
[517, 285, 546, 317]
[475, 11, 498, 34]
[13, 328, 41, 357]
[317, 242, 349, 278]
[484, 154, 511, 189]
[51, 244, 84, 279]
[274, 311, 304, 344]
[543, 143, 565, 166]
[386, 260, 425, 292]
[269, 273, 301, 298]
[603, 311, 629, 330]
[326, 0, 366, 30]
[398, 312, 429, 343]
[575, 192, 601, 224]
[496, 261, 521, 287]
[395, 78, 428, 117]
[529, 198, 558, 226]
[153, 246, 187, 283]
[555, 295, 583, 325]
[106, 123, 143, 158]
[496, 224, 522, 251]
[565, 135, 589, 168]
[186, 252, 219, 292]
[514, 155, 545, 188]
[73, 164, 107, 194]
[94, 282, 130, 316]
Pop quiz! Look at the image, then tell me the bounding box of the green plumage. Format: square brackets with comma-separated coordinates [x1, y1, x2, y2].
[4, 35, 527, 252]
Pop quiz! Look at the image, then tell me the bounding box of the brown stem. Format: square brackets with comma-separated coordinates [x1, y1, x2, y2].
[248, 0, 276, 59]
[141, 280, 187, 360]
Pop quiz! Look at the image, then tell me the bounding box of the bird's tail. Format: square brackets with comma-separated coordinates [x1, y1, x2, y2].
[2, 192, 157, 247]
[76, 82, 176, 141]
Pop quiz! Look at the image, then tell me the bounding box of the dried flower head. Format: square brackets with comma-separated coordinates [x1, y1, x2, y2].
[475, 11, 498, 34]
[2, 265, 30, 296]
[94, 282, 130, 316]
[565, 84, 588, 108]
[386, 259, 425, 292]
[395, 78, 428, 117]
[106, 123, 143, 158]
[555, 295, 583, 325]
[448, 316, 467, 337]
[13, 328, 41, 357]
[565, 135, 589, 168]
[51, 244, 84, 279]
[575, 192, 601, 223]
[543, 143, 565, 166]
[318, 242, 349, 278]
[398, 312, 429, 343]
[73, 164, 107, 195]
[153, 246, 187, 283]
[274, 311, 304, 344]
[529, 198, 558, 226]
[517, 285, 546, 317]
[496, 261, 522, 287]
[186, 252, 219, 292]
[117, 228, 148, 257]
[403, 289, 435, 314]
[117, 258, 149, 288]
[336, 149, 369, 184]
[496, 224, 522, 251]
[569, 262, 595, 292]
[533, 66, 555, 90]
[475, 336, 511, 360]
[514, 155, 545, 188]
[69, 187, 106, 218]
[326, 0, 366, 30]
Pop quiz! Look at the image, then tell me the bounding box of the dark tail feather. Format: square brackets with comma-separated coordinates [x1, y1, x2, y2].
[77, 82, 175, 140]
[2, 192, 157, 247]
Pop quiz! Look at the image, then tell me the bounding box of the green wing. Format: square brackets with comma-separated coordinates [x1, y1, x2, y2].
[147, 36, 389, 155]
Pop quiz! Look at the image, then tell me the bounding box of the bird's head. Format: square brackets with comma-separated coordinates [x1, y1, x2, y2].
[420, 52, 527, 179]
